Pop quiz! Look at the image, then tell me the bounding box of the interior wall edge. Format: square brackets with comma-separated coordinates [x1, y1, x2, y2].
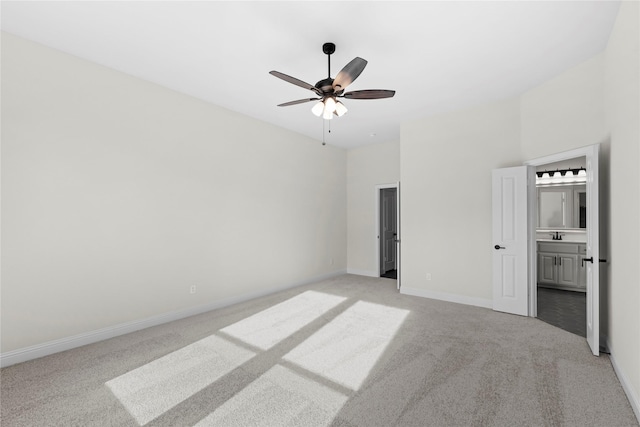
[0, 269, 347, 368]
[607, 337, 640, 422]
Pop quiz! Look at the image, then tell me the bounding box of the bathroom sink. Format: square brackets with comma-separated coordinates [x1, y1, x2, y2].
[536, 238, 585, 243]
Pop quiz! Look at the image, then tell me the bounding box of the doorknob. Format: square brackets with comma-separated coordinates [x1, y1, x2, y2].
[582, 257, 594, 267]
[494, 245, 505, 250]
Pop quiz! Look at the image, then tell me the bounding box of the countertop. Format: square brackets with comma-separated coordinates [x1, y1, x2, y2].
[537, 239, 586, 243]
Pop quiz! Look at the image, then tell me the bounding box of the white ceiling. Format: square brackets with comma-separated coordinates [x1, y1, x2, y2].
[1, 1, 621, 149]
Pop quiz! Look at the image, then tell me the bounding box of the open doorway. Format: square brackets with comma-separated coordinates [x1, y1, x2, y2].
[525, 144, 601, 356]
[379, 188, 397, 279]
[533, 157, 587, 337]
[376, 183, 400, 288]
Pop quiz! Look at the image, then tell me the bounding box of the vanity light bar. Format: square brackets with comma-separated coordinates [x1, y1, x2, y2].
[536, 167, 587, 185]
[535, 167, 586, 179]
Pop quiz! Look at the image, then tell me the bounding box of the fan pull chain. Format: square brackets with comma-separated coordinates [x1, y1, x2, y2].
[322, 119, 326, 146]
[322, 119, 331, 146]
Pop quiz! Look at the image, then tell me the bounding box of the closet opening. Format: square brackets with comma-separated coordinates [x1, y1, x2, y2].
[375, 183, 401, 290]
[378, 187, 397, 279]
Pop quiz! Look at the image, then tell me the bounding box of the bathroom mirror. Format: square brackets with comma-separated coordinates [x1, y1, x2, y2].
[538, 184, 586, 229]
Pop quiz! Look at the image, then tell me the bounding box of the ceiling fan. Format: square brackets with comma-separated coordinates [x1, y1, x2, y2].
[269, 42, 395, 120]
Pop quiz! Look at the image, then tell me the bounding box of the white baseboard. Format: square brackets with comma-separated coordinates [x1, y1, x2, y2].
[400, 286, 492, 309]
[0, 269, 347, 368]
[346, 268, 378, 277]
[607, 338, 640, 423]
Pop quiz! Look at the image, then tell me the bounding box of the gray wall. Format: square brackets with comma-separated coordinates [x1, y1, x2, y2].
[1, 33, 347, 353]
[603, 0, 640, 410]
[347, 140, 400, 276]
[400, 97, 522, 305]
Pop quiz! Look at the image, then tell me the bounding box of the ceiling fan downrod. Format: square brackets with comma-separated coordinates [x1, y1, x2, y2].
[322, 42, 335, 78]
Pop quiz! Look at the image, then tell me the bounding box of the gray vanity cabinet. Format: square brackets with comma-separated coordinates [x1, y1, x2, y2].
[537, 242, 587, 291]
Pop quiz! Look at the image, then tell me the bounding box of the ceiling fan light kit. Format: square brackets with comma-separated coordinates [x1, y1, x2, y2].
[270, 42, 395, 121]
[311, 101, 325, 117]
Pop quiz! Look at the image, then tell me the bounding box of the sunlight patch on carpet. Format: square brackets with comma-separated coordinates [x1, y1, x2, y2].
[106, 335, 255, 425]
[283, 301, 409, 390]
[194, 364, 348, 427]
[220, 290, 346, 350]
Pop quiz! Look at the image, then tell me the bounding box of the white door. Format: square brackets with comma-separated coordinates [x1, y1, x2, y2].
[584, 146, 600, 356]
[492, 166, 532, 316]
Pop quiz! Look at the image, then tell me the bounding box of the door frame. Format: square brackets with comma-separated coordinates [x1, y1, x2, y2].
[379, 188, 397, 275]
[375, 183, 400, 288]
[524, 143, 600, 354]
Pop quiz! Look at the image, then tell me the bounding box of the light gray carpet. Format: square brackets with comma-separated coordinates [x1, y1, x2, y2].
[1, 274, 637, 426]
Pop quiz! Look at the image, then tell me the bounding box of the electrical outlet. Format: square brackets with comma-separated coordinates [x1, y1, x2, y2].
[426, 273, 432, 281]
[330, 258, 334, 265]
[190, 285, 197, 294]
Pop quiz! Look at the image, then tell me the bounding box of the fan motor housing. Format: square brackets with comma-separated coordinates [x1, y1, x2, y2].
[315, 77, 335, 94]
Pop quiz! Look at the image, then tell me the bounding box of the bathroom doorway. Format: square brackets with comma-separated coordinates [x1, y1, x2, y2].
[525, 144, 601, 356]
[534, 157, 587, 337]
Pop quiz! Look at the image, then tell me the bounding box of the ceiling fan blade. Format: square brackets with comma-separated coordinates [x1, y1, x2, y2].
[269, 71, 320, 95]
[277, 98, 320, 107]
[333, 57, 367, 92]
[343, 89, 396, 99]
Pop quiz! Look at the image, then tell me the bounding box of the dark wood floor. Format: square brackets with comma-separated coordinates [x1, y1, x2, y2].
[537, 287, 586, 337]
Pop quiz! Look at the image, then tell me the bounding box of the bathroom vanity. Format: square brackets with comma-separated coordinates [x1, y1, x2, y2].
[537, 240, 587, 292]
[536, 181, 588, 292]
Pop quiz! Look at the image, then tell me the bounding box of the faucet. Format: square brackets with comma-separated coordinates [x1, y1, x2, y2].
[549, 231, 564, 240]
